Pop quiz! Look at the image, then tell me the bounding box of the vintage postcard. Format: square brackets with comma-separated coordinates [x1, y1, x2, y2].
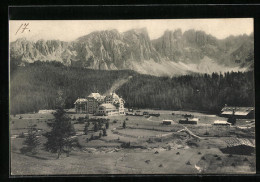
[9, 19, 255, 175]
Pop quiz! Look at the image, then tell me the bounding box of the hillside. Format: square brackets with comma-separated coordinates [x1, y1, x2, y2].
[10, 62, 254, 114]
[10, 62, 136, 114]
[10, 28, 254, 76]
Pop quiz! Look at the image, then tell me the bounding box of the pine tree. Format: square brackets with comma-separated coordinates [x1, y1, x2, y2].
[20, 124, 40, 155]
[43, 89, 80, 159]
[94, 122, 99, 132]
[105, 121, 109, 129]
[103, 128, 107, 136]
[123, 120, 126, 129]
[84, 123, 89, 135]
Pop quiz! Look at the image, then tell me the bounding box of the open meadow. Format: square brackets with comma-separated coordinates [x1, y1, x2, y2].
[10, 109, 255, 175]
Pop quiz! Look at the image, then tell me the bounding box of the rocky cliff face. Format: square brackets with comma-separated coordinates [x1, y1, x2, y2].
[152, 29, 253, 68]
[10, 28, 254, 76]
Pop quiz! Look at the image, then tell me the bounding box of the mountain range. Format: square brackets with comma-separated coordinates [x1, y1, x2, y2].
[10, 28, 254, 76]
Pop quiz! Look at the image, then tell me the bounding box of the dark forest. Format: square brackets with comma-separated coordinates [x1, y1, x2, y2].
[10, 62, 254, 114]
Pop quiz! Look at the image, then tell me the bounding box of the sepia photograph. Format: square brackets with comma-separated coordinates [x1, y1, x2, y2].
[9, 18, 255, 175]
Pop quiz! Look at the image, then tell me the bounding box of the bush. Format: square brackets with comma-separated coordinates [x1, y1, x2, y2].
[77, 117, 85, 124]
[113, 120, 118, 123]
[94, 123, 99, 132]
[121, 142, 131, 148]
[19, 132, 25, 138]
[105, 122, 109, 129]
[216, 157, 222, 160]
[186, 161, 191, 165]
[90, 134, 94, 140]
[122, 120, 126, 128]
[20, 146, 37, 155]
[103, 128, 107, 136]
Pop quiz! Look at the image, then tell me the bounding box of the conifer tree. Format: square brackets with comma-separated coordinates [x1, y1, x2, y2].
[103, 128, 107, 136]
[123, 120, 126, 129]
[105, 121, 109, 129]
[84, 123, 89, 135]
[94, 122, 99, 132]
[44, 89, 80, 159]
[20, 124, 40, 155]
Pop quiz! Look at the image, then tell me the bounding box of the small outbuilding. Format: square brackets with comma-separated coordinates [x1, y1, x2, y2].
[213, 120, 231, 126]
[162, 120, 173, 125]
[221, 138, 255, 155]
[179, 118, 198, 124]
[221, 107, 254, 119]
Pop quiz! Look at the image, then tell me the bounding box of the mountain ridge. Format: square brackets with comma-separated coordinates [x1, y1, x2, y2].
[10, 28, 254, 76]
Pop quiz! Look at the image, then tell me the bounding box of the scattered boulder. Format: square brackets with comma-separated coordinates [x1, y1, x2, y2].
[176, 152, 180, 155]
[154, 151, 159, 154]
[159, 164, 163, 167]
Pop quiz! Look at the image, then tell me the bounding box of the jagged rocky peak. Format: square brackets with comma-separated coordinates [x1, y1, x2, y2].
[77, 29, 122, 42]
[10, 28, 254, 76]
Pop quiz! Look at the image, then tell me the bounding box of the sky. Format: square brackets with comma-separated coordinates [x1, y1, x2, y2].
[9, 18, 253, 42]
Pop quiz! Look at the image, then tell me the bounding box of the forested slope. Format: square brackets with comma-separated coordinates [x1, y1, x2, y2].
[10, 62, 254, 114]
[118, 71, 254, 113]
[10, 62, 136, 114]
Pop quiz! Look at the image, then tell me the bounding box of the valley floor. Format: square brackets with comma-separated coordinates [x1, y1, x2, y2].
[10, 110, 256, 175]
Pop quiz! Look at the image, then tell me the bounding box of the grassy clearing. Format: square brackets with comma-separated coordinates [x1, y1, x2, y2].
[10, 109, 255, 175]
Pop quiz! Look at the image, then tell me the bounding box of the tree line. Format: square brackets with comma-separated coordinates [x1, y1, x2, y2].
[10, 61, 136, 114]
[117, 71, 254, 113]
[10, 61, 254, 114]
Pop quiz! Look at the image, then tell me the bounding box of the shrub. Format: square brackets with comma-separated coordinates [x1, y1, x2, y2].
[94, 123, 99, 132]
[89, 134, 94, 141]
[113, 120, 117, 123]
[122, 120, 126, 129]
[216, 157, 222, 160]
[105, 122, 109, 129]
[19, 132, 25, 138]
[103, 128, 107, 136]
[84, 124, 88, 135]
[121, 142, 131, 148]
